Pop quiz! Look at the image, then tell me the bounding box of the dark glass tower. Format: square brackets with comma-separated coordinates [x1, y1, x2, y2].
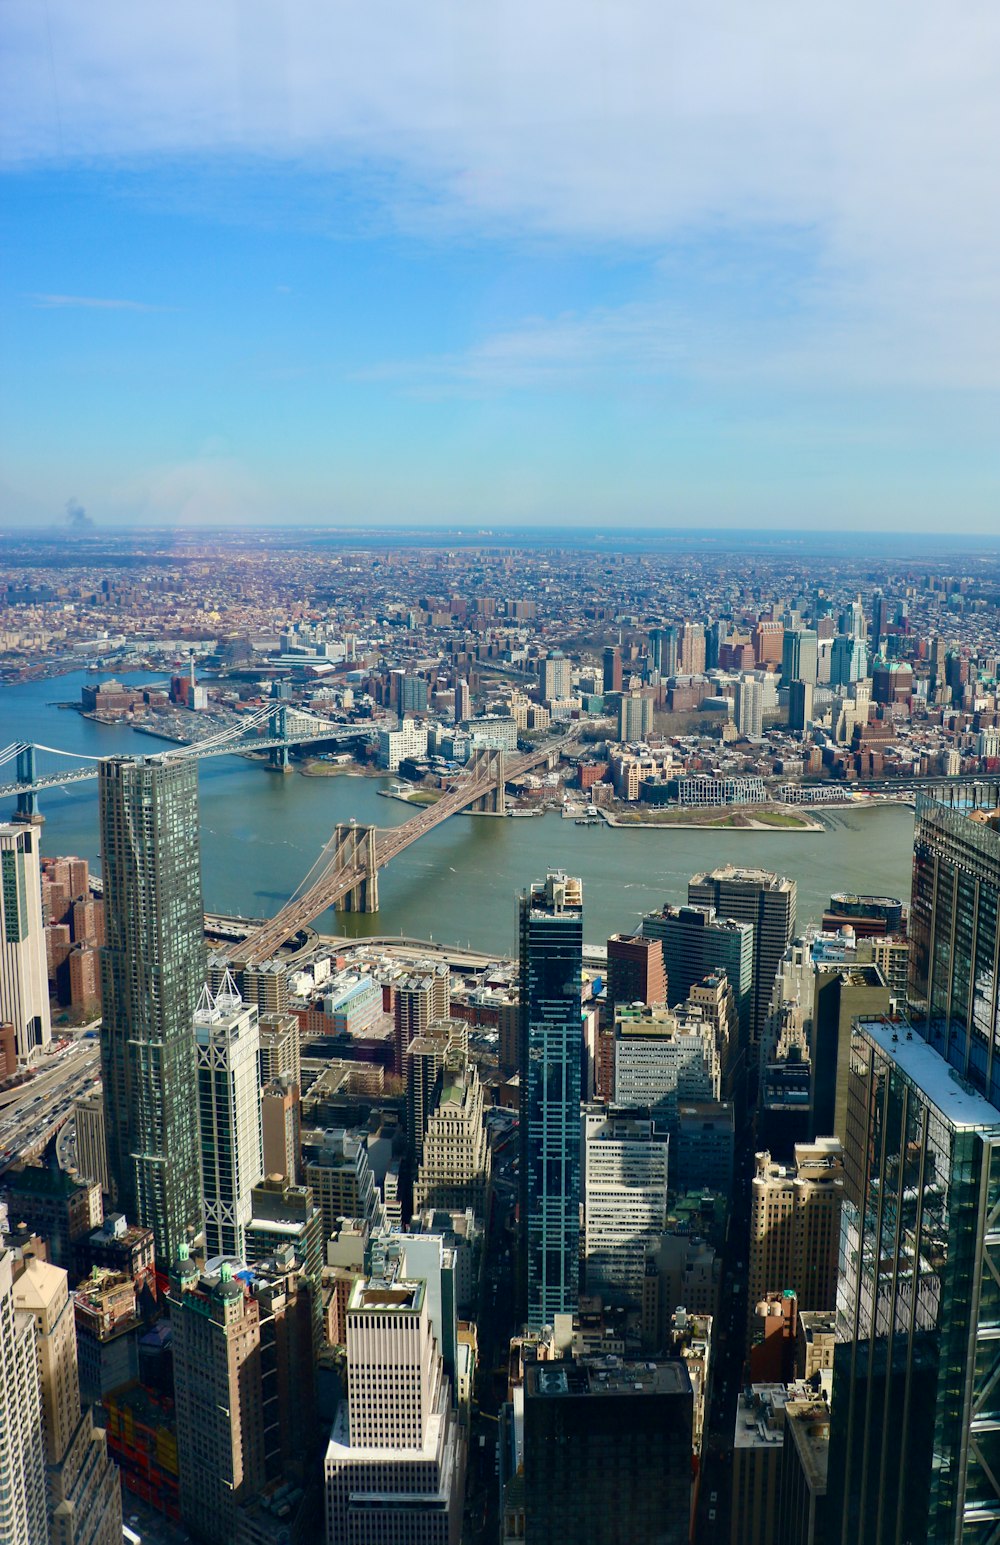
[910, 797, 1000, 1104]
[519, 873, 583, 1330]
[99, 756, 205, 1265]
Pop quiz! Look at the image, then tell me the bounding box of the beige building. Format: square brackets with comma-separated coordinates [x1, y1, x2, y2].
[415, 1051, 492, 1216]
[748, 1141, 844, 1333]
[0, 824, 52, 1065]
[12, 1254, 122, 1545]
[73, 1089, 111, 1196]
[261, 1076, 300, 1183]
[0, 1249, 48, 1545]
[257, 1010, 301, 1086]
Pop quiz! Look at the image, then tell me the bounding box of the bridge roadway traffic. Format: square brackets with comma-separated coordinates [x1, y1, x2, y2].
[0, 1039, 101, 1173]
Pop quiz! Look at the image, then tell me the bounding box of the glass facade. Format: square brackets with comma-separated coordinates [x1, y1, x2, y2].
[910, 799, 1000, 1107]
[519, 873, 583, 1330]
[100, 756, 206, 1265]
[829, 1017, 1000, 1544]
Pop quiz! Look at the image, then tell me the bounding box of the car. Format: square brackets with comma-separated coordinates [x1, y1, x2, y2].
[708, 1509, 717, 1524]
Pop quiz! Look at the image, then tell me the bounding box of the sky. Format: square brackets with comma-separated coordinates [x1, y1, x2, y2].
[1, 1, 999, 533]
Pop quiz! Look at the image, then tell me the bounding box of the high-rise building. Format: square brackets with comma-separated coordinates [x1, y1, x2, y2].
[521, 1358, 693, 1544]
[618, 691, 653, 741]
[0, 1249, 48, 1545]
[583, 1109, 669, 1302]
[788, 678, 814, 733]
[194, 974, 263, 1262]
[649, 626, 678, 678]
[687, 866, 797, 1050]
[519, 873, 584, 1329]
[612, 1003, 720, 1118]
[260, 1077, 300, 1183]
[605, 933, 667, 1014]
[603, 645, 623, 694]
[257, 1010, 300, 1086]
[541, 649, 572, 704]
[394, 967, 451, 1076]
[679, 622, 706, 676]
[0, 823, 51, 1064]
[406, 1021, 455, 1163]
[414, 1049, 491, 1217]
[736, 676, 764, 739]
[168, 1253, 268, 1544]
[810, 964, 890, 1143]
[641, 903, 754, 1049]
[99, 756, 205, 1265]
[13, 1255, 122, 1545]
[830, 633, 868, 687]
[828, 1015, 1000, 1541]
[782, 629, 819, 686]
[324, 1273, 464, 1545]
[73, 1089, 111, 1196]
[748, 1142, 843, 1335]
[909, 799, 1000, 1105]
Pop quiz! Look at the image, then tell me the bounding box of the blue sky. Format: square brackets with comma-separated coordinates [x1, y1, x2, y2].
[2, 1, 999, 532]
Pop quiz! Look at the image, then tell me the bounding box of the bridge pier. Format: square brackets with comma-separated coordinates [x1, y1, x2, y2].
[333, 823, 379, 912]
[269, 743, 292, 771]
[469, 749, 506, 815]
[14, 745, 43, 824]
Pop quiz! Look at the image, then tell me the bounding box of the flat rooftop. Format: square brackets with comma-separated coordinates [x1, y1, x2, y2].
[857, 1018, 1000, 1132]
[525, 1358, 690, 1400]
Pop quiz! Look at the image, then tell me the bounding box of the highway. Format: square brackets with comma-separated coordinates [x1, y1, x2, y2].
[0, 1037, 101, 1174]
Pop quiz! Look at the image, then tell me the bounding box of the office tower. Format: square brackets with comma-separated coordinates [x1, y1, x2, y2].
[100, 756, 205, 1265]
[0, 823, 52, 1064]
[324, 1274, 464, 1545]
[618, 690, 653, 741]
[583, 1109, 669, 1302]
[394, 966, 450, 1075]
[12, 1256, 122, 1545]
[257, 1010, 300, 1086]
[603, 645, 623, 694]
[869, 589, 890, 648]
[194, 974, 263, 1262]
[73, 1088, 111, 1195]
[641, 903, 754, 1047]
[675, 1099, 735, 1191]
[606, 933, 666, 1014]
[261, 1077, 300, 1182]
[679, 621, 706, 676]
[869, 934, 909, 997]
[909, 798, 1000, 1104]
[541, 649, 572, 703]
[245, 1176, 324, 1350]
[613, 1003, 720, 1118]
[748, 1141, 843, 1334]
[414, 1050, 491, 1216]
[736, 675, 765, 739]
[521, 1358, 693, 1545]
[829, 1015, 1000, 1542]
[782, 629, 819, 685]
[406, 1020, 456, 1162]
[788, 678, 814, 733]
[0, 1249, 48, 1545]
[688, 866, 797, 1050]
[810, 964, 889, 1143]
[168, 1254, 268, 1543]
[302, 1128, 383, 1242]
[830, 633, 868, 687]
[519, 873, 584, 1329]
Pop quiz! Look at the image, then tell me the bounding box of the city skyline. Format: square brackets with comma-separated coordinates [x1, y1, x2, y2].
[2, 2, 1000, 531]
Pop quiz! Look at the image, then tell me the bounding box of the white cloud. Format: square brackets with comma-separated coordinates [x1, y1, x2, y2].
[30, 293, 165, 311]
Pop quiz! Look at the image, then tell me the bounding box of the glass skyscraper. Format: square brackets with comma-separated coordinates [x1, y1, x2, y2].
[519, 872, 583, 1330]
[829, 1014, 1000, 1543]
[909, 799, 1000, 1106]
[100, 756, 205, 1266]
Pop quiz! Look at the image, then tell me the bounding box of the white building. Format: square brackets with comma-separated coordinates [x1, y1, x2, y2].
[735, 676, 764, 739]
[378, 719, 430, 770]
[584, 1110, 669, 1301]
[195, 974, 264, 1262]
[0, 1249, 48, 1545]
[325, 1274, 465, 1545]
[614, 1006, 720, 1122]
[0, 824, 51, 1064]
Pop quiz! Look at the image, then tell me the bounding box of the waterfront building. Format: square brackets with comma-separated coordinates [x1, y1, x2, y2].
[748, 1141, 843, 1334]
[99, 756, 204, 1265]
[0, 823, 51, 1064]
[909, 798, 1000, 1105]
[687, 865, 796, 1051]
[605, 932, 666, 1015]
[194, 974, 263, 1262]
[519, 873, 584, 1329]
[829, 1015, 1000, 1541]
[378, 716, 429, 770]
[0, 1249, 48, 1545]
[13, 1255, 122, 1545]
[521, 1357, 693, 1544]
[821, 892, 904, 938]
[583, 1109, 669, 1302]
[324, 1273, 464, 1545]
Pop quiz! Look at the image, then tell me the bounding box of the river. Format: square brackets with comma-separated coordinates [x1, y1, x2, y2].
[0, 671, 915, 955]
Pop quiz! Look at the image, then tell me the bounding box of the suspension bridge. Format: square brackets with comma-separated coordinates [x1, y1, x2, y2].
[0, 703, 376, 820]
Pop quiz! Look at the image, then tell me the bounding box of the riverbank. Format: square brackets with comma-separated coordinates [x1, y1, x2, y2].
[603, 805, 824, 832]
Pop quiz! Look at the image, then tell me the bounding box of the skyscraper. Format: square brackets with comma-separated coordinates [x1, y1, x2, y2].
[782, 629, 819, 686]
[605, 933, 666, 1015]
[828, 1015, 1000, 1541]
[687, 866, 796, 1050]
[194, 973, 264, 1262]
[541, 649, 572, 703]
[747, 1142, 843, 1334]
[618, 690, 653, 741]
[0, 822, 51, 1064]
[583, 1109, 669, 1302]
[641, 903, 754, 1049]
[519, 873, 584, 1330]
[909, 798, 1000, 1105]
[0, 1249, 48, 1545]
[99, 756, 205, 1265]
[603, 645, 623, 694]
[735, 676, 764, 739]
[679, 622, 706, 676]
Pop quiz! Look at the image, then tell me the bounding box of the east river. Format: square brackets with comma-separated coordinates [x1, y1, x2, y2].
[1, 672, 916, 955]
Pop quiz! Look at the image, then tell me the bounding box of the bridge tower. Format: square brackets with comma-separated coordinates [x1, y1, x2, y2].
[14, 744, 43, 824]
[268, 704, 292, 772]
[469, 748, 506, 814]
[332, 822, 379, 912]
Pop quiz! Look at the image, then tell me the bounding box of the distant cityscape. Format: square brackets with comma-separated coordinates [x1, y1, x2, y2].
[2, 530, 1000, 1544]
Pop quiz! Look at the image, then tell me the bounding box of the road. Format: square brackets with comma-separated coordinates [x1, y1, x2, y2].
[0, 1038, 101, 1174]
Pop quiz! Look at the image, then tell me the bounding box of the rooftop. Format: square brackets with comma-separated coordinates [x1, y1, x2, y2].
[525, 1357, 691, 1400]
[857, 1017, 1000, 1132]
